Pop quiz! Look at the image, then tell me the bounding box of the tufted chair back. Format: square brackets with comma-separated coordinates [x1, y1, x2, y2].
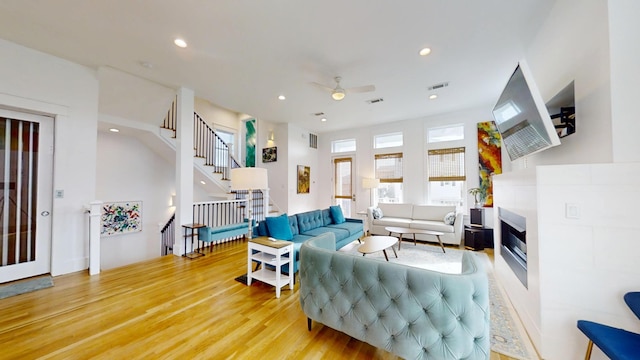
[299, 233, 490, 359]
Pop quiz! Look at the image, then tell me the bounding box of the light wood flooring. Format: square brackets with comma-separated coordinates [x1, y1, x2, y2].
[0, 239, 518, 359]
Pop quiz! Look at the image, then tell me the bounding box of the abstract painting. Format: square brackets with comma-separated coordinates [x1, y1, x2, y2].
[297, 165, 310, 194]
[101, 201, 142, 236]
[245, 118, 256, 167]
[477, 121, 502, 207]
[262, 146, 277, 163]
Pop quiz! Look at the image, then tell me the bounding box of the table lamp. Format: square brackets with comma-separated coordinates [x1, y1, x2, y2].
[230, 167, 268, 239]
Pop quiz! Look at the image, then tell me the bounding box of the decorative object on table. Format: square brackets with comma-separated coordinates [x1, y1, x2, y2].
[468, 187, 485, 208]
[470, 207, 485, 227]
[477, 121, 502, 207]
[297, 165, 310, 194]
[244, 118, 256, 167]
[230, 167, 268, 239]
[101, 201, 142, 236]
[261, 146, 277, 163]
[362, 177, 380, 206]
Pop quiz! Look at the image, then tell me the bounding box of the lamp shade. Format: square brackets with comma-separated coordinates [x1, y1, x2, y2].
[230, 167, 268, 190]
[362, 178, 380, 189]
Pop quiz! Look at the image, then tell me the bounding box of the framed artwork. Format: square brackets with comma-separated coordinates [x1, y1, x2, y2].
[101, 201, 142, 236]
[262, 146, 277, 163]
[245, 118, 256, 167]
[477, 121, 502, 207]
[297, 165, 310, 194]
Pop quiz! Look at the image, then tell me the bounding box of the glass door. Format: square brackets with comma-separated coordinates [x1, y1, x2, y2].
[333, 157, 354, 217]
[0, 109, 53, 283]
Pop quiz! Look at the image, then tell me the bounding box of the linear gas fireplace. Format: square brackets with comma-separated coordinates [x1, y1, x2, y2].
[498, 207, 528, 288]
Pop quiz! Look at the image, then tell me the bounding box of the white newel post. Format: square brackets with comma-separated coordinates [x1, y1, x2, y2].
[89, 200, 103, 275]
[174, 87, 195, 255]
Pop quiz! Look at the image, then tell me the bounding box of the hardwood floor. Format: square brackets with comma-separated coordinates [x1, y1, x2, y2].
[0, 239, 517, 359]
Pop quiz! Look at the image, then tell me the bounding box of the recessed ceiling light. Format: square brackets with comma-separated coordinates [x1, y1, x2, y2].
[139, 61, 153, 69]
[321, 118, 327, 122]
[109, 128, 120, 132]
[174, 38, 187, 48]
[419, 47, 432, 56]
[278, 95, 286, 100]
[200, 180, 206, 185]
[429, 94, 438, 100]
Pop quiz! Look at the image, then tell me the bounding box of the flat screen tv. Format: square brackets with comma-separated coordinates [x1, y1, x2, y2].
[492, 60, 561, 161]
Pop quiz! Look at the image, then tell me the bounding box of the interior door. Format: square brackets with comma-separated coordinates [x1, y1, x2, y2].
[333, 157, 354, 217]
[0, 108, 53, 283]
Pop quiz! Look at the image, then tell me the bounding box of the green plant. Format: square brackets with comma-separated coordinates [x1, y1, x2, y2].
[468, 187, 485, 206]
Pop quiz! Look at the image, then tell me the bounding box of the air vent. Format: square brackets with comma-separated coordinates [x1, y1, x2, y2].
[428, 82, 449, 91]
[309, 133, 318, 149]
[313, 112, 325, 117]
[366, 98, 384, 104]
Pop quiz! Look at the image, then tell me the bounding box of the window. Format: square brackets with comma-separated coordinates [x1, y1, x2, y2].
[331, 139, 356, 153]
[374, 132, 403, 149]
[375, 152, 403, 203]
[427, 124, 464, 143]
[427, 147, 465, 205]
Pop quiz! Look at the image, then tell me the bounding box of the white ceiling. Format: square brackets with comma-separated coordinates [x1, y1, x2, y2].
[0, 0, 557, 133]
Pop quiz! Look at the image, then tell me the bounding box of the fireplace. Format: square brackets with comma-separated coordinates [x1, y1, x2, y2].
[498, 207, 528, 288]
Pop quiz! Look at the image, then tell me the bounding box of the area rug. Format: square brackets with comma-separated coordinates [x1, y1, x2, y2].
[0, 275, 54, 300]
[339, 242, 538, 359]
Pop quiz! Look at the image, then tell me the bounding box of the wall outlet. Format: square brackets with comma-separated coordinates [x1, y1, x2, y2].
[55, 189, 64, 198]
[565, 203, 579, 219]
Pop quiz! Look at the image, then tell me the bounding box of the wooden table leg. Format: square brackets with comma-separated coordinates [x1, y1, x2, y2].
[391, 245, 398, 258]
[413, 233, 417, 246]
[382, 249, 389, 261]
[436, 235, 445, 253]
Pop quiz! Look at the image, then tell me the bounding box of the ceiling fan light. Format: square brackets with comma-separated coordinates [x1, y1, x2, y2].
[331, 89, 345, 101]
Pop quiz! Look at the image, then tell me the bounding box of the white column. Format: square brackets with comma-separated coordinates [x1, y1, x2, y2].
[173, 87, 195, 255]
[88, 200, 102, 275]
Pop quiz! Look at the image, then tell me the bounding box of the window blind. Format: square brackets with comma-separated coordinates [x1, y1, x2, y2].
[375, 152, 403, 183]
[428, 147, 466, 181]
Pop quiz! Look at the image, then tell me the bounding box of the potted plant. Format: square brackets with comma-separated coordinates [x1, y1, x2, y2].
[468, 187, 485, 208]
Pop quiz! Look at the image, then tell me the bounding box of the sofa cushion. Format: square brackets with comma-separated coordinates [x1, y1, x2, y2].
[257, 221, 269, 236]
[409, 220, 454, 233]
[329, 205, 345, 224]
[301, 227, 350, 242]
[326, 221, 362, 237]
[412, 205, 456, 221]
[296, 210, 324, 232]
[372, 217, 413, 227]
[372, 207, 383, 219]
[378, 203, 413, 218]
[265, 213, 293, 240]
[321, 208, 333, 226]
[444, 211, 456, 225]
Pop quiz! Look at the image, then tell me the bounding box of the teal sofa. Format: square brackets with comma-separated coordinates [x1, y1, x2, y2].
[300, 232, 490, 359]
[254, 207, 364, 276]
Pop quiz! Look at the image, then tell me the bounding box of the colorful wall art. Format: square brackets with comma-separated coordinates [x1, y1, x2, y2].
[245, 119, 256, 167]
[101, 201, 142, 236]
[297, 165, 310, 194]
[477, 121, 502, 207]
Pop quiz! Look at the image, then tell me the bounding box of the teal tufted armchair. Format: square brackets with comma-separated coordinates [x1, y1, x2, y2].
[299, 232, 490, 359]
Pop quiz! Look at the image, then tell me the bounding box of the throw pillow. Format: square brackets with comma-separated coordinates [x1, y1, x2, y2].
[265, 213, 293, 240]
[372, 208, 381, 219]
[329, 205, 345, 224]
[444, 212, 456, 225]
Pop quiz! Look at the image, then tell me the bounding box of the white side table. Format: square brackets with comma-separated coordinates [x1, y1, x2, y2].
[356, 210, 369, 235]
[247, 237, 294, 298]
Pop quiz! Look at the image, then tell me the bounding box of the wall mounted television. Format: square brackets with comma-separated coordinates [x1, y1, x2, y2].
[492, 60, 561, 161]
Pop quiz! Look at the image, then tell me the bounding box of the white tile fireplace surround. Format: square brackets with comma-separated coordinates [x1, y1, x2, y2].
[493, 163, 640, 360]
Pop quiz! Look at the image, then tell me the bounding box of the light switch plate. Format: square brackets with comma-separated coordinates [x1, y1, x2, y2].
[565, 203, 579, 219]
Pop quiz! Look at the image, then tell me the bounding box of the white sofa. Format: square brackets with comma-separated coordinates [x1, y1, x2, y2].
[367, 203, 464, 246]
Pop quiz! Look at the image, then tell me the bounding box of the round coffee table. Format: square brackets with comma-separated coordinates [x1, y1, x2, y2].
[385, 226, 446, 253]
[358, 236, 398, 261]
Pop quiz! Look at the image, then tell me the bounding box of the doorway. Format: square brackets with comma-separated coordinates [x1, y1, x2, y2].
[0, 108, 54, 283]
[333, 156, 354, 217]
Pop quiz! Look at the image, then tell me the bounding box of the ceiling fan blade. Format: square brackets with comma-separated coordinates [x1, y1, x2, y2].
[347, 84, 376, 93]
[310, 82, 334, 92]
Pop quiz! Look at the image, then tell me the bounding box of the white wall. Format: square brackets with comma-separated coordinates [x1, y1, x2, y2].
[96, 131, 176, 269]
[318, 107, 496, 216]
[0, 38, 98, 276]
[287, 123, 320, 214]
[257, 120, 288, 214]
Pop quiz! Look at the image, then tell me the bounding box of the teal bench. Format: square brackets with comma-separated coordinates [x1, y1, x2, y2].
[197, 222, 250, 244]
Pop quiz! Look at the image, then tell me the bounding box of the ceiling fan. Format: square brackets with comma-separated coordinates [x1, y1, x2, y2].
[312, 76, 376, 101]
